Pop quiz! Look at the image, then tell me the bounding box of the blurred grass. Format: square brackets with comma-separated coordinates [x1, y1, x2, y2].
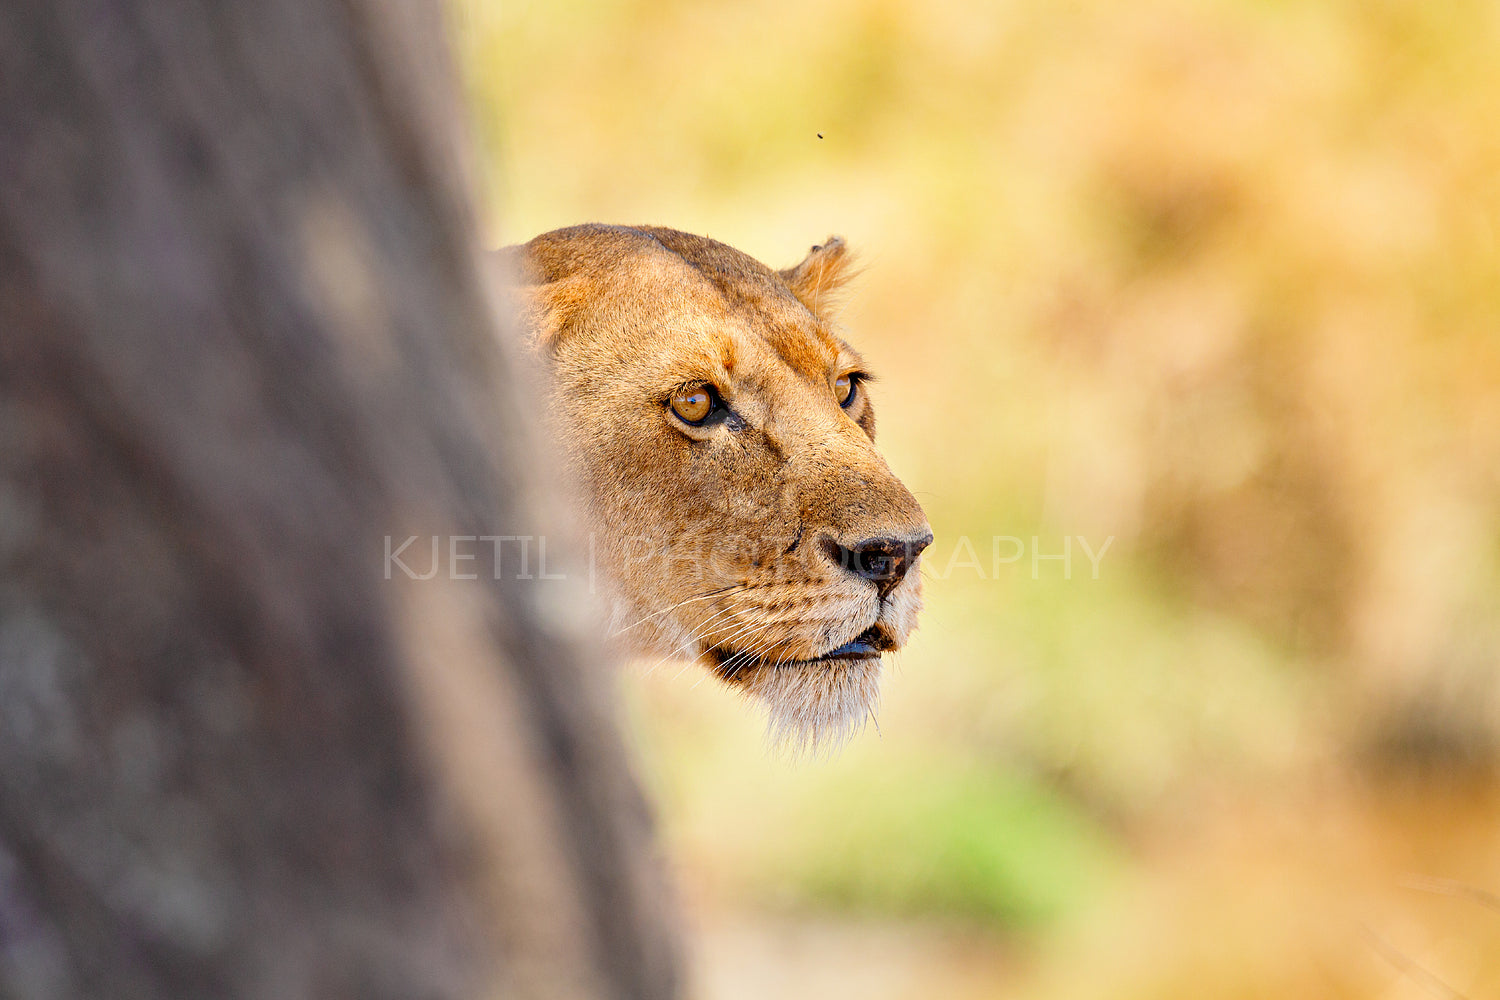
[452, 0, 1500, 995]
[624, 672, 1121, 926]
[778, 759, 1116, 926]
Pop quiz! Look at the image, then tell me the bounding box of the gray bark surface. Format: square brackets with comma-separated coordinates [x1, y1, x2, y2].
[0, 1, 678, 997]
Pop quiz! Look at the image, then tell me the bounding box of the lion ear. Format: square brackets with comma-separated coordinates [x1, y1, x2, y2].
[514, 276, 592, 351]
[778, 237, 857, 319]
[490, 246, 588, 351]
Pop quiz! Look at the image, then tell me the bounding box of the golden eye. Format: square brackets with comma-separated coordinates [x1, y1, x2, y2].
[669, 386, 714, 424]
[834, 372, 855, 407]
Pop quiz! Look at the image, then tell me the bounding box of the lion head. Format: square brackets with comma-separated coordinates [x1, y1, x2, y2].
[508, 224, 930, 750]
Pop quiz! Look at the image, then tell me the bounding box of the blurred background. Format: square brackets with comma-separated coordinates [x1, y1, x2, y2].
[450, 1, 1500, 996]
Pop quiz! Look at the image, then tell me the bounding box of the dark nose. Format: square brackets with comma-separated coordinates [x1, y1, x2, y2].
[829, 532, 933, 600]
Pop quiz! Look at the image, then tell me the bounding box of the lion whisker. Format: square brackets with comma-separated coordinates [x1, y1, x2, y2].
[611, 583, 745, 637]
[641, 603, 771, 678]
[698, 619, 780, 672]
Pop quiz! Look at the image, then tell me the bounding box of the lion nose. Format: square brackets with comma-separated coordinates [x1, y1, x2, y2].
[830, 532, 933, 599]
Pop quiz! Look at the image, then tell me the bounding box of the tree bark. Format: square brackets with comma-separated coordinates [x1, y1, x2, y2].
[0, 1, 678, 998]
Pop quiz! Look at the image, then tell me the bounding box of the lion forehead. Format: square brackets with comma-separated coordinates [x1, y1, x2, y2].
[620, 230, 846, 384]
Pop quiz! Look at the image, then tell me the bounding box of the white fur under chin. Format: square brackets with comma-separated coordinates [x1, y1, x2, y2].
[738, 658, 884, 756]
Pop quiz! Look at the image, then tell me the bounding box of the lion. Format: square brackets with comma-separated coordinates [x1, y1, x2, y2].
[506, 224, 930, 750]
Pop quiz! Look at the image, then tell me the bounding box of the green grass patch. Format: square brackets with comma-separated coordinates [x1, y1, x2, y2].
[770, 755, 1121, 928]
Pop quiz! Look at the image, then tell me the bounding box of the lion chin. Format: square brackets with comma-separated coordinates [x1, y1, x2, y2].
[733, 657, 886, 755]
[506, 223, 931, 751]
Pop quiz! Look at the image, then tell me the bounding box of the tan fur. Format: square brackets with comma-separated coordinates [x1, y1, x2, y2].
[506, 224, 929, 750]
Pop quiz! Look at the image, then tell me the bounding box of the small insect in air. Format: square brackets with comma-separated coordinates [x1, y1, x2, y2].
[817, 132, 824, 139]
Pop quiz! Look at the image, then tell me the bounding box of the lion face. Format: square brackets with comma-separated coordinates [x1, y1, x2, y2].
[512, 224, 930, 749]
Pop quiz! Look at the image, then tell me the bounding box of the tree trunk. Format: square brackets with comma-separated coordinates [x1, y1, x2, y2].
[0, 2, 678, 998]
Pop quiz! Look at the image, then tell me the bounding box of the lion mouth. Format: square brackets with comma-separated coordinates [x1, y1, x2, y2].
[819, 624, 897, 661]
[712, 624, 897, 678]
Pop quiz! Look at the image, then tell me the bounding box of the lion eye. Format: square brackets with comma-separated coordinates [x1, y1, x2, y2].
[834, 372, 856, 407]
[669, 386, 715, 425]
